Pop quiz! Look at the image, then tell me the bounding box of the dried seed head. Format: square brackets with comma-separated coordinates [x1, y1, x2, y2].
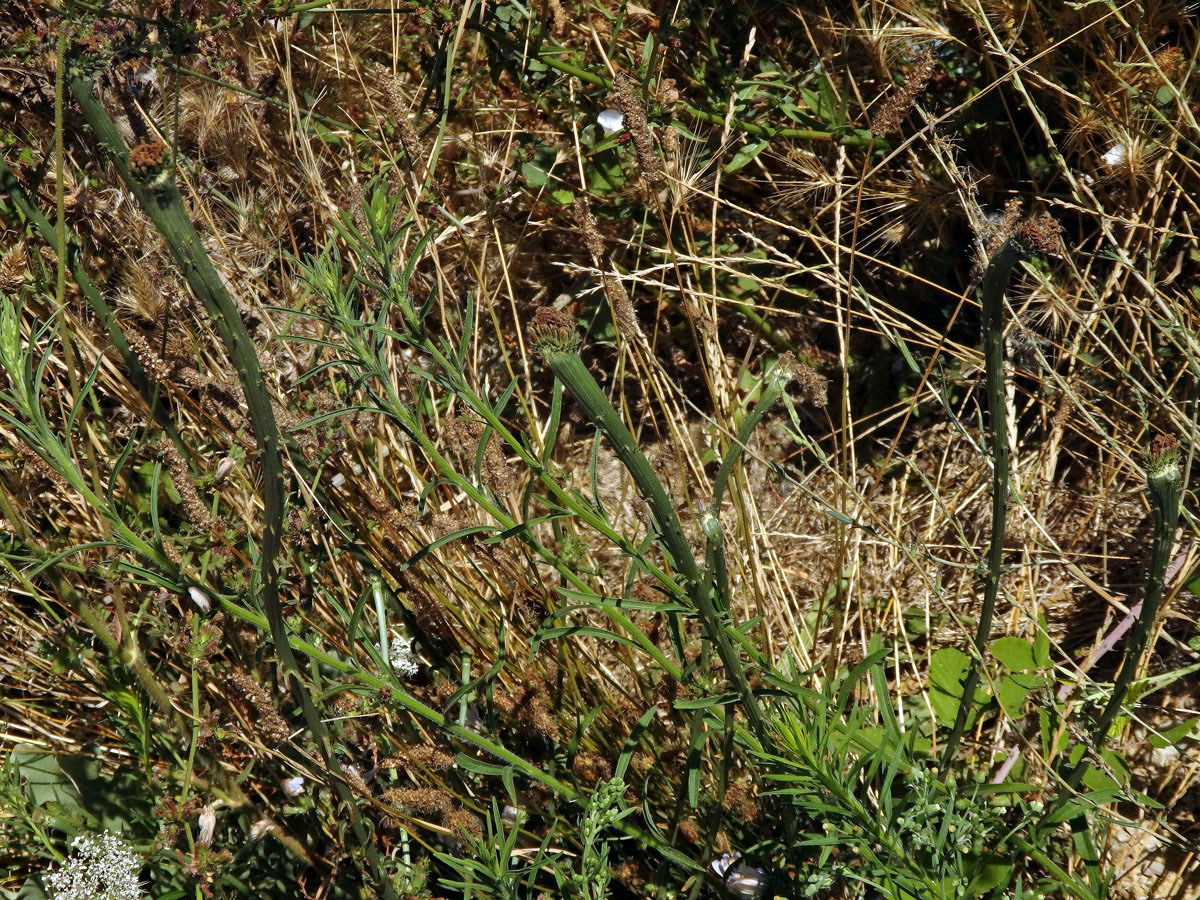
[573, 196, 607, 261]
[769, 353, 828, 408]
[610, 72, 663, 184]
[1016, 216, 1062, 256]
[528, 307, 579, 356]
[871, 49, 936, 136]
[160, 439, 213, 531]
[228, 671, 290, 743]
[0, 242, 28, 293]
[384, 787, 455, 819]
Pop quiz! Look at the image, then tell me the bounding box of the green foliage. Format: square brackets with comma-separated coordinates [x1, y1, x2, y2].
[2, 1, 1197, 899]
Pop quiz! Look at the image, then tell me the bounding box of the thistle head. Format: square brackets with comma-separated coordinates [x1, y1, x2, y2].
[1015, 216, 1062, 257]
[128, 140, 171, 186]
[528, 307, 579, 357]
[1146, 432, 1180, 485]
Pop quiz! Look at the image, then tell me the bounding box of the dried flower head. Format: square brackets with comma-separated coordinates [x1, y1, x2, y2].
[128, 140, 170, 183]
[610, 72, 662, 184]
[0, 242, 28, 294]
[228, 671, 290, 743]
[45, 832, 143, 900]
[871, 49, 936, 136]
[1016, 216, 1062, 256]
[528, 307, 579, 356]
[573, 196, 607, 262]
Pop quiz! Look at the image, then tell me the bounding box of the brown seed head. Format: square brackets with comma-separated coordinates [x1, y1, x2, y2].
[871, 49, 936, 136]
[1016, 216, 1062, 255]
[611, 72, 663, 184]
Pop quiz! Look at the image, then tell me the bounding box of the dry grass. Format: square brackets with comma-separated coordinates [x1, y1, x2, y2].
[1, 0, 1198, 897]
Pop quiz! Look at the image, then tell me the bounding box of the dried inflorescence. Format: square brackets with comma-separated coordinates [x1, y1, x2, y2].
[228, 670, 290, 743]
[791, 362, 828, 409]
[610, 71, 663, 184]
[1016, 215, 1063, 256]
[0, 242, 28, 293]
[724, 780, 759, 822]
[573, 197, 641, 340]
[158, 439, 212, 531]
[382, 745, 455, 772]
[376, 65, 427, 187]
[871, 49, 936, 136]
[573, 196, 607, 261]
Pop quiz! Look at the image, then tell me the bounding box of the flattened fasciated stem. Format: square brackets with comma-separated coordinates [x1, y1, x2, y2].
[529, 309, 771, 747]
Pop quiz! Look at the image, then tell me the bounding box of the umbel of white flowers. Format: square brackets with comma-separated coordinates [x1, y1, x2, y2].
[388, 632, 419, 678]
[45, 832, 143, 900]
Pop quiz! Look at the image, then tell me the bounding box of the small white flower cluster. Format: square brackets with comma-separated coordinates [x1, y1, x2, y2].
[45, 832, 143, 900]
[388, 632, 419, 678]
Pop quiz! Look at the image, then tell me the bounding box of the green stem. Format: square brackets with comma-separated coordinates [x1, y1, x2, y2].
[1054, 443, 1181, 800]
[68, 73, 398, 900]
[939, 238, 1022, 773]
[540, 347, 771, 747]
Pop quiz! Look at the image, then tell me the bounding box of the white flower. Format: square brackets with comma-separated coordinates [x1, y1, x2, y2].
[710, 853, 766, 899]
[187, 587, 211, 613]
[45, 832, 143, 900]
[282, 776, 306, 796]
[249, 818, 276, 841]
[1102, 142, 1127, 168]
[597, 108, 625, 136]
[197, 806, 216, 846]
[387, 633, 419, 678]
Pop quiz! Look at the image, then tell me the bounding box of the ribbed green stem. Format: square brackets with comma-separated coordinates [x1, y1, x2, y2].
[541, 348, 770, 746]
[68, 74, 397, 899]
[1059, 448, 1180, 797]
[940, 238, 1022, 772]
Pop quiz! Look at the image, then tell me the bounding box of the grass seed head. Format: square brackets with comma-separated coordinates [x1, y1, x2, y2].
[871, 48, 936, 136]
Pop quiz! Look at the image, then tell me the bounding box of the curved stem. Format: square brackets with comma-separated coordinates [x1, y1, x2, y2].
[939, 238, 1021, 772]
[68, 73, 398, 899]
[540, 347, 771, 748]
